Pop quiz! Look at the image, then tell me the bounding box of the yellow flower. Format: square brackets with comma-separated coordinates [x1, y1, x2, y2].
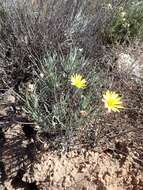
[70, 74, 87, 89]
[102, 90, 124, 112]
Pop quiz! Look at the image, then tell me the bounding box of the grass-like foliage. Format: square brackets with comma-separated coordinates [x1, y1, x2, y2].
[0, 0, 114, 89]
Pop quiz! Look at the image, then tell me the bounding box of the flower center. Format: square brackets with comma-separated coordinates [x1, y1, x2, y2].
[107, 99, 116, 107]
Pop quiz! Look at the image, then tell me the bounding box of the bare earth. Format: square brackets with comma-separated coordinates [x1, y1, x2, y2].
[1, 124, 143, 190]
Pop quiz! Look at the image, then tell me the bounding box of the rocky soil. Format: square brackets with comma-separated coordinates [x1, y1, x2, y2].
[0, 121, 143, 190]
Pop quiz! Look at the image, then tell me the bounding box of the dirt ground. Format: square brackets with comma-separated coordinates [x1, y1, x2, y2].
[0, 122, 143, 190]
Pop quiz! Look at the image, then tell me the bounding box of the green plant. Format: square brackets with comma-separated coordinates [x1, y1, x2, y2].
[109, 0, 143, 43]
[23, 48, 99, 137]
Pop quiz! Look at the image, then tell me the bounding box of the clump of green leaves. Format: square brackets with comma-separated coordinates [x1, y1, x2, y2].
[23, 48, 99, 138]
[110, 0, 143, 42]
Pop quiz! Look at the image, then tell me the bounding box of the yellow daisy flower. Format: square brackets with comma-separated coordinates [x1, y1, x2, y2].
[70, 74, 87, 89]
[102, 90, 124, 112]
